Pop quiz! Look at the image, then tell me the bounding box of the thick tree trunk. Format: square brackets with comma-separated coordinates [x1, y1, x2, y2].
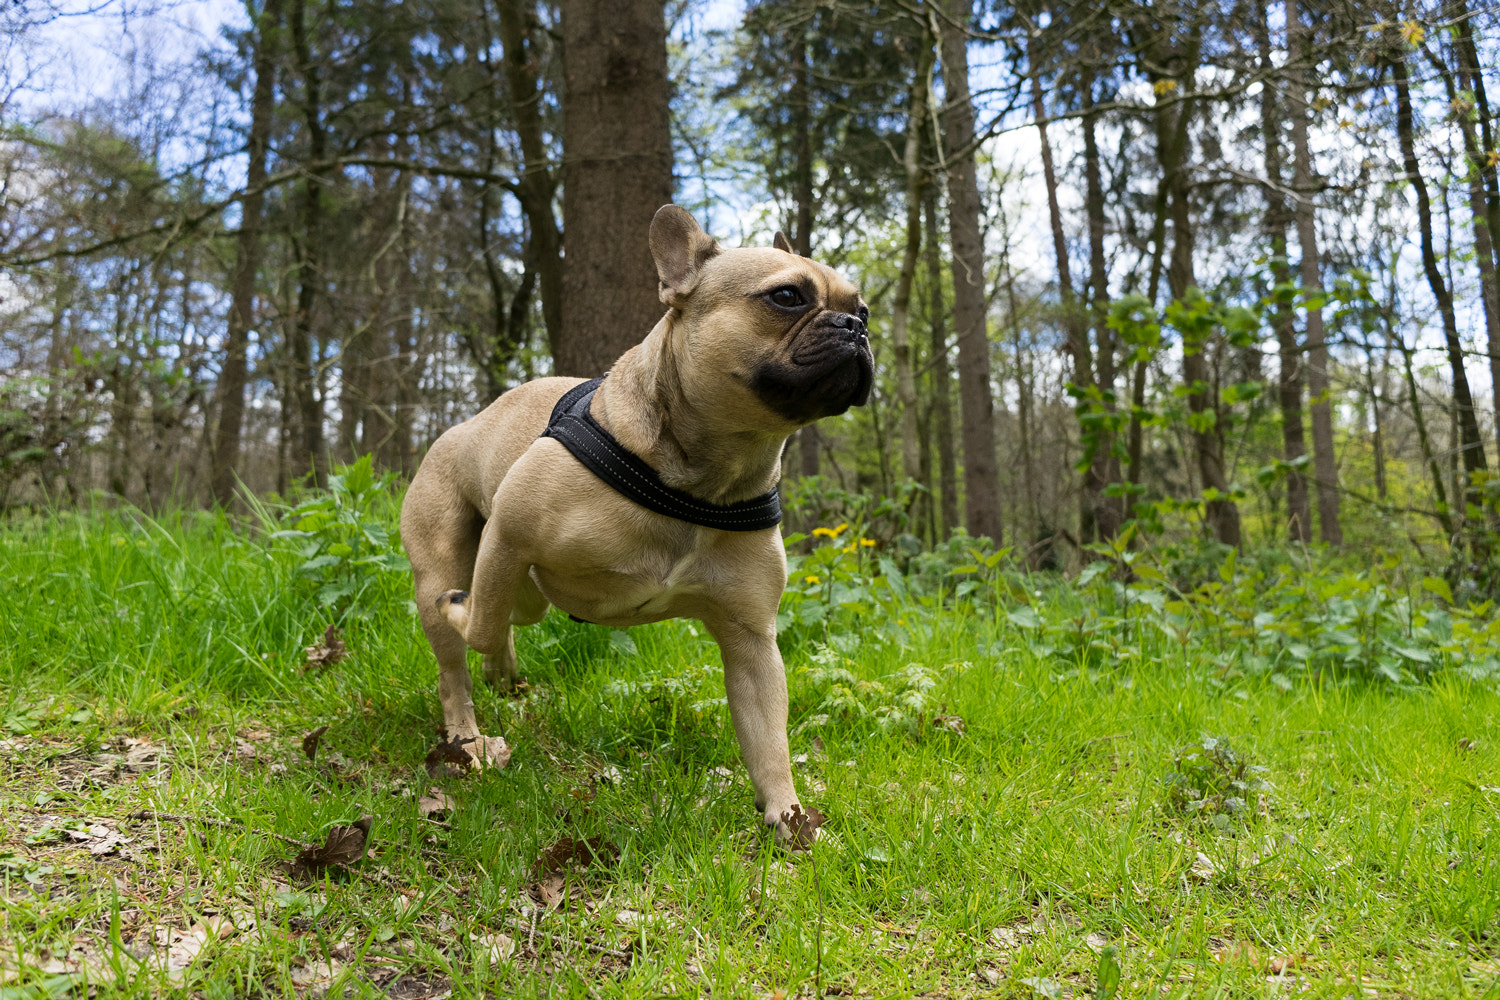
[1256, 1, 1311, 543]
[924, 183, 959, 539]
[556, 0, 673, 376]
[291, 0, 327, 487]
[1287, 0, 1341, 544]
[938, 0, 1003, 544]
[890, 52, 929, 492]
[498, 0, 562, 360]
[1081, 71, 1122, 539]
[211, 0, 282, 507]
[1392, 56, 1488, 491]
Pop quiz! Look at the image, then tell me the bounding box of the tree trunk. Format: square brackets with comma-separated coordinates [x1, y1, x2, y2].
[937, 0, 1003, 544]
[1150, 26, 1240, 547]
[1286, 0, 1341, 545]
[925, 182, 959, 539]
[1392, 55, 1488, 492]
[1433, 6, 1500, 452]
[291, 0, 328, 487]
[1255, 1, 1311, 543]
[498, 0, 562, 360]
[211, 0, 282, 507]
[556, 0, 674, 377]
[1081, 72, 1122, 539]
[890, 48, 930, 493]
[1030, 30, 1098, 542]
[1390, 321, 1454, 536]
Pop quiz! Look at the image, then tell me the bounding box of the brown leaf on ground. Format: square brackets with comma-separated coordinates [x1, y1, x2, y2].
[780, 803, 826, 851]
[425, 736, 473, 778]
[425, 734, 511, 777]
[528, 873, 566, 909]
[417, 787, 454, 818]
[472, 931, 515, 964]
[1268, 953, 1306, 974]
[288, 815, 372, 876]
[534, 835, 619, 876]
[304, 625, 348, 671]
[301, 725, 330, 761]
[932, 715, 967, 735]
[465, 734, 511, 771]
[1212, 939, 1261, 967]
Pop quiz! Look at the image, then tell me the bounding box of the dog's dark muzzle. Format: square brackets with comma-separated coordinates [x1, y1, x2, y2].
[750, 313, 875, 424]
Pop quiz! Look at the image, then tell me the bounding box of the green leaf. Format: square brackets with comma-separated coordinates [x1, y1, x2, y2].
[1077, 561, 1110, 587]
[1007, 607, 1042, 630]
[1421, 576, 1454, 604]
[608, 630, 639, 658]
[1096, 946, 1122, 1000]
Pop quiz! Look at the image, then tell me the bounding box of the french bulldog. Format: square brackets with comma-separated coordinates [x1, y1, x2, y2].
[400, 205, 873, 840]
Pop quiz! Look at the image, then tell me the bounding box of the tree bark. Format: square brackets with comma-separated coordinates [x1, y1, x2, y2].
[211, 0, 282, 507]
[556, 0, 673, 377]
[937, 0, 1003, 544]
[498, 0, 562, 360]
[925, 182, 959, 539]
[1391, 54, 1488, 491]
[1081, 67, 1122, 539]
[1286, 0, 1341, 544]
[1149, 23, 1239, 546]
[290, 0, 328, 487]
[1030, 29, 1099, 542]
[890, 47, 930, 492]
[1255, 1, 1310, 544]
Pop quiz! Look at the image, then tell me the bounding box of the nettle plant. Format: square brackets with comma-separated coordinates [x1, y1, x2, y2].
[270, 455, 411, 616]
[1163, 735, 1271, 832]
[796, 641, 964, 736]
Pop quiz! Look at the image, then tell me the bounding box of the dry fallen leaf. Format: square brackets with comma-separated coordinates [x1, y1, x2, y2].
[535, 835, 619, 875]
[780, 803, 826, 851]
[1267, 953, 1305, 974]
[472, 931, 515, 964]
[417, 787, 454, 818]
[288, 815, 372, 877]
[425, 734, 511, 777]
[932, 714, 967, 735]
[528, 872, 566, 910]
[425, 736, 472, 778]
[1213, 939, 1261, 967]
[304, 625, 348, 671]
[302, 725, 330, 762]
[1190, 851, 1219, 882]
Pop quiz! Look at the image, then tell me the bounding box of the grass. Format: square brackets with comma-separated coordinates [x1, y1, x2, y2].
[2, 506, 1499, 998]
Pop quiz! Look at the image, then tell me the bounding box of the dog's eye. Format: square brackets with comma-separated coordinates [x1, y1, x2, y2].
[768, 286, 805, 309]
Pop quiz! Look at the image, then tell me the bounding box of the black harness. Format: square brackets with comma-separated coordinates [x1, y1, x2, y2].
[540, 377, 782, 532]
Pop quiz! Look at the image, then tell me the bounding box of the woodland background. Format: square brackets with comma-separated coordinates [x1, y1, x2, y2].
[5, 0, 1500, 580]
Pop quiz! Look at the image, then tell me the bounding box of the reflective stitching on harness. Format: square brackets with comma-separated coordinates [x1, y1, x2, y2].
[540, 377, 781, 531]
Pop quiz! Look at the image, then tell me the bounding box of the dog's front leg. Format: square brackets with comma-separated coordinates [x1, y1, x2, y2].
[705, 615, 803, 841]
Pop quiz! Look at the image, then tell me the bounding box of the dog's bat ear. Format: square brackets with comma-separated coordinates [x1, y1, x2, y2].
[773, 231, 794, 254]
[650, 205, 722, 308]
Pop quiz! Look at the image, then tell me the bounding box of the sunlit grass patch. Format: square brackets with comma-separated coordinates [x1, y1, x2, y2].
[2, 504, 1498, 997]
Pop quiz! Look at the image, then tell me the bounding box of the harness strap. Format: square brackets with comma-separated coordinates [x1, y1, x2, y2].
[540, 377, 782, 532]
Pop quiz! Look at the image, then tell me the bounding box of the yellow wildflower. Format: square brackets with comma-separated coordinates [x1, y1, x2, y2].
[1400, 19, 1424, 45]
[804, 575, 820, 585]
[859, 538, 877, 548]
[812, 527, 836, 538]
[842, 545, 856, 554]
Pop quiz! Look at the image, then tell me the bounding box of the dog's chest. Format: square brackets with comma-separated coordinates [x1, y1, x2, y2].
[531, 540, 719, 627]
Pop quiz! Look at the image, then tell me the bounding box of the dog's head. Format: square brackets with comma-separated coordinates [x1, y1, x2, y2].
[649, 205, 874, 430]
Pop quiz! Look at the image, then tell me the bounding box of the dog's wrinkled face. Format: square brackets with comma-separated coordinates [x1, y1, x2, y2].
[649, 206, 874, 431]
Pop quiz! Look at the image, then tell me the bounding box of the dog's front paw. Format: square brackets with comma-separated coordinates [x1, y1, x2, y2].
[768, 802, 826, 850]
[435, 590, 471, 636]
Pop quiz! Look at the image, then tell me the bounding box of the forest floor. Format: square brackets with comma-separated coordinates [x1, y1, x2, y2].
[2, 509, 1500, 999]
